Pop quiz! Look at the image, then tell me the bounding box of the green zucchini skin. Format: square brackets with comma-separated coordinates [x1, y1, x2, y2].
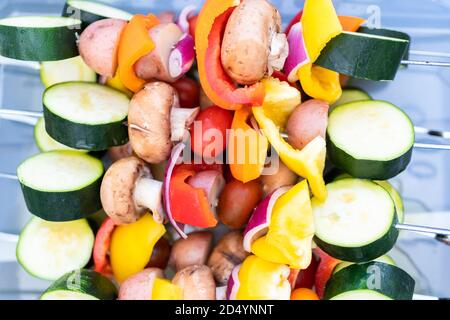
[63, 2, 104, 29]
[20, 177, 103, 221]
[358, 27, 411, 61]
[314, 213, 399, 262]
[0, 20, 80, 61]
[326, 133, 413, 180]
[315, 31, 409, 81]
[41, 269, 117, 300]
[324, 262, 415, 300]
[43, 106, 129, 151]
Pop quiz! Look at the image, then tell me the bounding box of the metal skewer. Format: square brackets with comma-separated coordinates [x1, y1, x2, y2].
[401, 59, 450, 67]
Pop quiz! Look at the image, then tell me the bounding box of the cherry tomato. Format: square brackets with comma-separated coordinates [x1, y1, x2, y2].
[190, 106, 233, 158]
[172, 77, 200, 108]
[218, 179, 263, 228]
[146, 237, 171, 269]
[291, 288, 319, 300]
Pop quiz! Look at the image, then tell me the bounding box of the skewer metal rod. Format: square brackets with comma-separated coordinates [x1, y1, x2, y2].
[414, 126, 450, 139]
[396, 223, 450, 245]
[0, 173, 18, 180]
[0, 57, 40, 70]
[0, 109, 42, 118]
[0, 232, 19, 243]
[401, 59, 450, 67]
[414, 143, 450, 151]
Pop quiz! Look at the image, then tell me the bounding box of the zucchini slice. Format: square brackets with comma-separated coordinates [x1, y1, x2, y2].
[358, 27, 410, 60]
[333, 254, 396, 274]
[0, 16, 80, 61]
[315, 31, 409, 81]
[332, 87, 371, 109]
[16, 217, 94, 280]
[334, 174, 404, 223]
[34, 117, 87, 152]
[43, 82, 129, 151]
[17, 151, 104, 221]
[325, 262, 415, 300]
[40, 56, 97, 88]
[63, 0, 132, 28]
[41, 269, 117, 300]
[331, 290, 392, 300]
[327, 100, 414, 180]
[312, 178, 399, 262]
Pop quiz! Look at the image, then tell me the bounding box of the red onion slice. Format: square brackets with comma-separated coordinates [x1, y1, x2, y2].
[162, 142, 187, 238]
[283, 22, 310, 83]
[242, 186, 290, 252]
[226, 264, 241, 300]
[187, 170, 226, 212]
[169, 33, 195, 78]
[177, 5, 197, 33]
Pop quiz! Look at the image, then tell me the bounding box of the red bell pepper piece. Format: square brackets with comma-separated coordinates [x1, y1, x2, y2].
[169, 167, 218, 228]
[314, 248, 341, 299]
[295, 253, 319, 289]
[196, 3, 265, 110]
[93, 217, 116, 276]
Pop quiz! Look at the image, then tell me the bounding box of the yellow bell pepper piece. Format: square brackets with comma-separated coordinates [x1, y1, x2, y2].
[261, 77, 301, 130]
[251, 236, 290, 265]
[252, 107, 327, 201]
[106, 71, 133, 98]
[266, 180, 314, 269]
[298, 0, 342, 103]
[110, 213, 166, 283]
[229, 107, 269, 183]
[236, 255, 291, 300]
[152, 278, 183, 300]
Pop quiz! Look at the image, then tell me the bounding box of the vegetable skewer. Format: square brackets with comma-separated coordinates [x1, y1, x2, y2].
[0, 171, 447, 245]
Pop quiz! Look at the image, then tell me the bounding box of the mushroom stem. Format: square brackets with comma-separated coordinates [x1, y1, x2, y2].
[268, 32, 289, 75]
[171, 107, 200, 142]
[134, 177, 165, 223]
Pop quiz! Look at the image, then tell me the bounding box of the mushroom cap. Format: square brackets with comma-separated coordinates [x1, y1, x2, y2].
[128, 82, 178, 164]
[100, 156, 151, 224]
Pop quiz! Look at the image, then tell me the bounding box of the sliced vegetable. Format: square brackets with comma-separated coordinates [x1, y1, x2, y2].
[314, 248, 341, 299]
[118, 14, 159, 92]
[172, 77, 200, 108]
[243, 187, 289, 252]
[358, 27, 410, 60]
[227, 255, 291, 300]
[229, 107, 269, 183]
[253, 107, 327, 201]
[226, 265, 240, 300]
[40, 56, 96, 88]
[331, 87, 371, 108]
[177, 5, 197, 33]
[333, 254, 396, 274]
[316, 31, 409, 81]
[264, 180, 315, 269]
[41, 269, 117, 300]
[195, 1, 265, 110]
[169, 33, 195, 78]
[312, 179, 399, 262]
[34, 117, 86, 153]
[43, 82, 129, 151]
[17, 151, 103, 221]
[327, 100, 414, 180]
[0, 16, 80, 61]
[152, 278, 183, 300]
[163, 142, 187, 238]
[63, 0, 132, 28]
[298, 0, 342, 103]
[93, 217, 115, 275]
[284, 22, 309, 83]
[110, 213, 166, 283]
[17, 217, 94, 281]
[338, 16, 366, 32]
[325, 262, 415, 300]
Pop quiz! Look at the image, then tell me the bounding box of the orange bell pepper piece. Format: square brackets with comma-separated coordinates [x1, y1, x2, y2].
[228, 108, 268, 183]
[339, 16, 366, 32]
[118, 14, 159, 93]
[169, 167, 218, 228]
[195, 0, 265, 110]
